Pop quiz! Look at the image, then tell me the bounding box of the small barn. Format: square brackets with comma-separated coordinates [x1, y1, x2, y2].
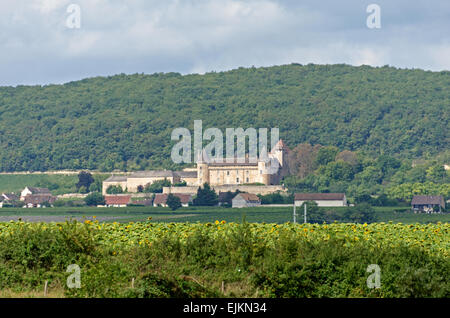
[104, 195, 131, 207]
[411, 195, 445, 213]
[153, 193, 192, 207]
[232, 193, 261, 208]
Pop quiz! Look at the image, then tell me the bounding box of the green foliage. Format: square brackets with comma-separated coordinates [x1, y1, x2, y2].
[193, 183, 218, 206]
[0, 221, 447, 297]
[0, 174, 78, 195]
[166, 194, 182, 211]
[0, 64, 448, 172]
[259, 192, 293, 204]
[173, 181, 187, 187]
[144, 179, 171, 193]
[343, 203, 377, 223]
[106, 185, 124, 194]
[386, 182, 450, 201]
[76, 172, 94, 192]
[314, 146, 339, 167]
[84, 192, 105, 206]
[252, 236, 448, 297]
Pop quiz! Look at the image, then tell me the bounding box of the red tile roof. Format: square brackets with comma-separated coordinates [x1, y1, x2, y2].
[154, 193, 192, 205]
[236, 193, 260, 202]
[105, 195, 131, 205]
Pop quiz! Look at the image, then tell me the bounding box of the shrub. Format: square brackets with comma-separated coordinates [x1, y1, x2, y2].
[167, 194, 182, 211]
[84, 192, 105, 206]
[106, 185, 124, 194]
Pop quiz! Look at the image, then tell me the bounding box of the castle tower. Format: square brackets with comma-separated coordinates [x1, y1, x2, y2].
[271, 139, 288, 168]
[196, 149, 210, 185]
[258, 160, 271, 185]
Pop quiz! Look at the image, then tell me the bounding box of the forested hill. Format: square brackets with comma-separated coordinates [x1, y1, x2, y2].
[0, 64, 448, 172]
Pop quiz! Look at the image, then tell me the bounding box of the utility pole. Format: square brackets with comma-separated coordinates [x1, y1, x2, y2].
[293, 202, 296, 224]
[304, 203, 307, 224]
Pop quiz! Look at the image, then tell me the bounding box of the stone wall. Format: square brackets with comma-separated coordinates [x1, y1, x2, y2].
[163, 185, 286, 195]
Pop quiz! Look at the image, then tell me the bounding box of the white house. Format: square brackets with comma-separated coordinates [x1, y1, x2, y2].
[20, 187, 51, 200]
[232, 193, 261, 208]
[294, 193, 347, 207]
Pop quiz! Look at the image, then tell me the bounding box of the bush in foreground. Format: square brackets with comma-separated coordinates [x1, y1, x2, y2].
[0, 220, 447, 298]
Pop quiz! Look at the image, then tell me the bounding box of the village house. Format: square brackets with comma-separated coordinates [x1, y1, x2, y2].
[411, 195, 445, 213]
[20, 187, 56, 208]
[232, 193, 261, 208]
[294, 193, 347, 207]
[104, 195, 132, 207]
[0, 193, 19, 208]
[153, 193, 192, 207]
[2, 193, 19, 201]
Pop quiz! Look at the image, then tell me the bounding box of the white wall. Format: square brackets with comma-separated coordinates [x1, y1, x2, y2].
[295, 200, 346, 207]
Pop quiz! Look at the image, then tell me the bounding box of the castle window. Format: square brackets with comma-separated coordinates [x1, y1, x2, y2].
[227, 171, 230, 176]
[246, 178, 249, 183]
[236, 178, 239, 183]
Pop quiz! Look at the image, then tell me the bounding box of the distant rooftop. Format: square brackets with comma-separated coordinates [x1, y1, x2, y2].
[104, 175, 128, 182]
[411, 195, 445, 206]
[129, 171, 174, 178]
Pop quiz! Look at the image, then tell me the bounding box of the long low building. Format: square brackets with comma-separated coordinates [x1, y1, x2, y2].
[294, 193, 347, 207]
[102, 170, 198, 194]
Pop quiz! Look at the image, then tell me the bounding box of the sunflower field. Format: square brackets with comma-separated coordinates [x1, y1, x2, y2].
[0, 220, 448, 298]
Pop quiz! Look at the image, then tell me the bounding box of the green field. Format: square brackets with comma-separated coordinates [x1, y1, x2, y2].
[0, 174, 78, 195]
[0, 173, 110, 195]
[0, 206, 448, 224]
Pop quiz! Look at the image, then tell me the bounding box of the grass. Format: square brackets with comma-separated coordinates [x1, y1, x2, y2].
[0, 205, 448, 224]
[0, 173, 110, 195]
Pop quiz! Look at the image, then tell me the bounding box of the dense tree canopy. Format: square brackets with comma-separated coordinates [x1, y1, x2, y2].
[0, 64, 448, 172]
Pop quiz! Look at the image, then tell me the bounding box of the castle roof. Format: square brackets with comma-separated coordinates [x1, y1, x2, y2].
[104, 175, 128, 182]
[174, 171, 198, 178]
[129, 171, 174, 178]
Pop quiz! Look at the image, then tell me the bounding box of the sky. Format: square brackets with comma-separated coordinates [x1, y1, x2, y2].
[0, 0, 449, 86]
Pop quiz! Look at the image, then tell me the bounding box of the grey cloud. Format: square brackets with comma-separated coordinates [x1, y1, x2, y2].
[0, 0, 449, 86]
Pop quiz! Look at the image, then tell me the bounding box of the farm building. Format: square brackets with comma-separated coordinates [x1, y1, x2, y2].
[104, 195, 132, 207]
[20, 187, 52, 200]
[23, 195, 56, 208]
[232, 193, 261, 208]
[153, 193, 193, 207]
[0, 193, 19, 207]
[294, 193, 347, 207]
[19, 187, 56, 208]
[411, 195, 445, 213]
